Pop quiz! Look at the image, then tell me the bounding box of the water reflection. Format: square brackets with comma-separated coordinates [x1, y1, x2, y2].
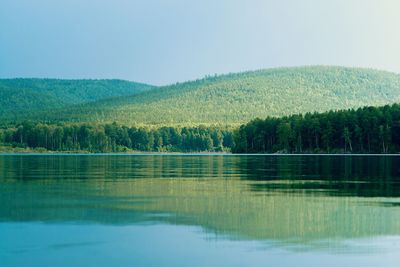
[1, 155, 400, 250]
[238, 156, 400, 197]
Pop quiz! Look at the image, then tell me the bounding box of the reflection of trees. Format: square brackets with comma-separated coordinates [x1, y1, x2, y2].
[1, 155, 400, 245]
[237, 156, 400, 197]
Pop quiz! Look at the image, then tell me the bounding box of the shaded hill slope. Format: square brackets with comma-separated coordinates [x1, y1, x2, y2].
[0, 79, 154, 117]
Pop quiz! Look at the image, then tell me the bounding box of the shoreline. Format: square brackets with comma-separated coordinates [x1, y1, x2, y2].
[1, 151, 400, 156]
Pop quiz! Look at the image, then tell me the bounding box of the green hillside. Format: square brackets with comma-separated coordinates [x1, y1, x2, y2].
[0, 79, 154, 117]
[4, 66, 400, 126]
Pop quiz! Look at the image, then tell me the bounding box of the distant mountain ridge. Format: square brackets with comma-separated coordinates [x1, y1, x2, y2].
[0, 78, 154, 117]
[2, 66, 400, 126]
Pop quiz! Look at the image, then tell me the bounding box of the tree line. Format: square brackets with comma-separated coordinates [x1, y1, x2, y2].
[3, 104, 400, 154]
[0, 122, 234, 153]
[233, 104, 400, 154]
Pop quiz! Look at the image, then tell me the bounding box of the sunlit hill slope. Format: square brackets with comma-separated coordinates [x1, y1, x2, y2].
[2, 66, 400, 126]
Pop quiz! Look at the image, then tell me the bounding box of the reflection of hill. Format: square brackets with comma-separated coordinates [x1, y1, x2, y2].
[1, 155, 400, 245]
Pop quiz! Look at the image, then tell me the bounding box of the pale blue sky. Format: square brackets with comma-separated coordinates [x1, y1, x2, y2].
[1, 0, 400, 85]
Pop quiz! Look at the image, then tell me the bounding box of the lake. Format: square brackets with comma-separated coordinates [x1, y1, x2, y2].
[1, 155, 400, 267]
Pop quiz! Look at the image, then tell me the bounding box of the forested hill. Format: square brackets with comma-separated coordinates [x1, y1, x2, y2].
[17, 66, 400, 126]
[0, 79, 154, 117]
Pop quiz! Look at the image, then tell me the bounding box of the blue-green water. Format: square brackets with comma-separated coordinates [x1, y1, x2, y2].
[1, 155, 400, 266]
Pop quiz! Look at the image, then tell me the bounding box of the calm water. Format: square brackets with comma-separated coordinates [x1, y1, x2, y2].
[1, 155, 400, 267]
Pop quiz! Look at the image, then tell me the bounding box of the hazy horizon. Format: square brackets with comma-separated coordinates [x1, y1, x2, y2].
[1, 0, 400, 85]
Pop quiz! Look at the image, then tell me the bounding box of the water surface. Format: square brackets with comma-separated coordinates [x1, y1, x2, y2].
[1, 155, 400, 266]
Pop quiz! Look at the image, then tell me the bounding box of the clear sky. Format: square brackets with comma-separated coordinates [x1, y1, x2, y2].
[1, 0, 400, 85]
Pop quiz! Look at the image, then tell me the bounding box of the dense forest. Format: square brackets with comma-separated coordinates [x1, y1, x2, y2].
[233, 104, 400, 154]
[2, 67, 400, 153]
[3, 67, 400, 126]
[0, 122, 234, 153]
[0, 79, 154, 118]
[2, 104, 400, 154]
